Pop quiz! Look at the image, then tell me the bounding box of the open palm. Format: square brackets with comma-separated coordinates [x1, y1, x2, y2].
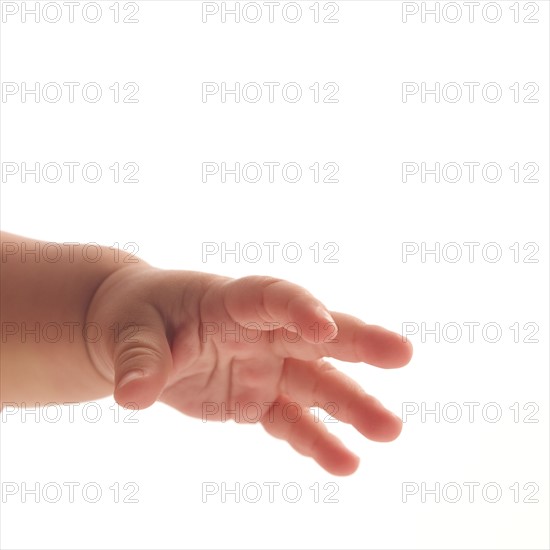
[87, 268, 413, 475]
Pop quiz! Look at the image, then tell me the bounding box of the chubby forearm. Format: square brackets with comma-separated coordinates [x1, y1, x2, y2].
[0, 231, 143, 406]
[0, 231, 412, 473]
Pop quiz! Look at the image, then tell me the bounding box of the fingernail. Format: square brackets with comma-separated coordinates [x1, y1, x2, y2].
[314, 307, 338, 341]
[314, 306, 336, 326]
[117, 369, 145, 390]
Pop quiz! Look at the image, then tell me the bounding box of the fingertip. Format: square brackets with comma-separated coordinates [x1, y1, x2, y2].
[400, 338, 414, 367]
[369, 411, 403, 442]
[321, 451, 360, 477]
[353, 396, 403, 442]
[114, 372, 159, 410]
[116, 368, 145, 390]
[364, 327, 414, 369]
[315, 435, 361, 476]
[383, 412, 403, 441]
[289, 300, 339, 344]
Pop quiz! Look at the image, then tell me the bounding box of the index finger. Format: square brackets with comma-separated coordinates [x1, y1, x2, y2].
[220, 275, 338, 344]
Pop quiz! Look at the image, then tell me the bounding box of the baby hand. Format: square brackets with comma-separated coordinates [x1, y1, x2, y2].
[86, 265, 412, 475]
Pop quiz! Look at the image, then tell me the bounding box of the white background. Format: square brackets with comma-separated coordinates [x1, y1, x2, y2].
[0, 1, 549, 549]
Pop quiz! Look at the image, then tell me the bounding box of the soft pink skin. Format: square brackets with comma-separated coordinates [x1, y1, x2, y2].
[87, 269, 413, 476]
[2, 232, 413, 476]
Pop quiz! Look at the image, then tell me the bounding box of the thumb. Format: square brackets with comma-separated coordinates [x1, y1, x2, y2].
[112, 316, 173, 410]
